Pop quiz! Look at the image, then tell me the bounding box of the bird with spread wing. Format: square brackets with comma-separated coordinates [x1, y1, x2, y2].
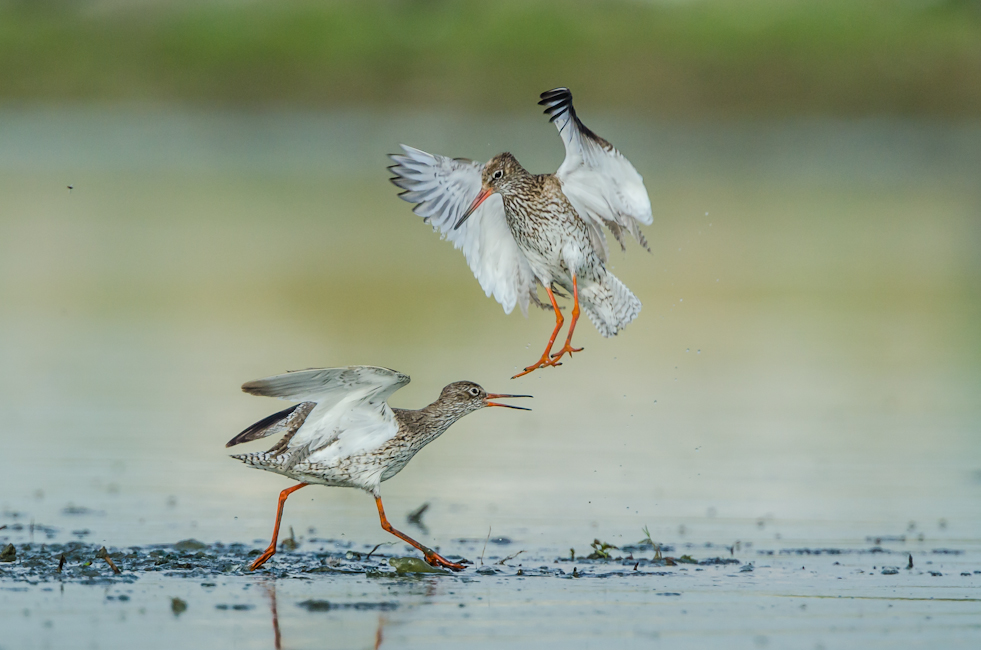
[389, 87, 652, 378]
[227, 366, 530, 571]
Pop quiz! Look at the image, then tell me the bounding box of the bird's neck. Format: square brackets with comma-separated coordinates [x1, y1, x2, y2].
[394, 401, 470, 446]
[499, 170, 542, 198]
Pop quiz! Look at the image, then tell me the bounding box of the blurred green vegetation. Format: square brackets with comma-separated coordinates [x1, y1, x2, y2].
[1, 0, 980, 117]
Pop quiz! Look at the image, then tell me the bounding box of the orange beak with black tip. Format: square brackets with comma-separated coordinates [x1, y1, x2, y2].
[454, 186, 494, 230]
[484, 393, 533, 411]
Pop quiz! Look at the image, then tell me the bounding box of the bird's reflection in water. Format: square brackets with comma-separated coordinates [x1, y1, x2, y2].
[261, 580, 387, 649]
[261, 581, 283, 650]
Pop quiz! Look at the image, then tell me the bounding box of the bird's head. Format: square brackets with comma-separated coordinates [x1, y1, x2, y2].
[438, 381, 532, 414]
[454, 152, 527, 230]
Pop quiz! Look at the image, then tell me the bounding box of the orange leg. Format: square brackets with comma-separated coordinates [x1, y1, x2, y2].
[375, 496, 464, 571]
[512, 285, 565, 379]
[249, 482, 308, 571]
[549, 273, 584, 363]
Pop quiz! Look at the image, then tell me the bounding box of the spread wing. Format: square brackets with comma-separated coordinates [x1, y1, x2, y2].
[539, 87, 652, 253]
[389, 145, 540, 316]
[236, 366, 409, 461]
[225, 402, 315, 448]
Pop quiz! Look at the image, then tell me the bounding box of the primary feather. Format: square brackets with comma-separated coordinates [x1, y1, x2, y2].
[539, 87, 652, 252]
[388, 146, 540, 316]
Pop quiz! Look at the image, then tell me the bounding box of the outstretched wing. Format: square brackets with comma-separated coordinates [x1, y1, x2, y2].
[225, 402, 315, 448]
[389, 145, 539, 316]
[238, 366, 409, 459]
[539, 87, 652, 252]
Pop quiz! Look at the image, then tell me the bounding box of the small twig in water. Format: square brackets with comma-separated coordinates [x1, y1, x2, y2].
[497, 550, 525, 566]
[95, 546, 120, 574]
[57, 554, 66, 572]
[0, 524, 6, 531]
[365, 542, 395, 561]
[479, 527, 491, 566]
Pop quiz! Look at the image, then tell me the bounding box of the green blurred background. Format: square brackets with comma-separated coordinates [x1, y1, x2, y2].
[1, 0, 979, 550]
[2, 0, 981, 117]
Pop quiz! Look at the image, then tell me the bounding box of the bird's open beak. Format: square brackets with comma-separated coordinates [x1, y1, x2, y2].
[454, 187, 493, 230]
[484, 393, 533, 411]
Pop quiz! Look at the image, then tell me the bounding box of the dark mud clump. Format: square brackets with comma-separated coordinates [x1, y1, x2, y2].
[298, 599, 398, 612]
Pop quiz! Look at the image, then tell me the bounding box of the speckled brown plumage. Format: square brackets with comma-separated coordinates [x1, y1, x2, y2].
[389, 87, 651, 377]
[226, 366, 530, 572]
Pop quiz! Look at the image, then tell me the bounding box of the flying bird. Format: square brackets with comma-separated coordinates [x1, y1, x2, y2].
[227, 366, 530, 571]
[389, 87, 652, 378]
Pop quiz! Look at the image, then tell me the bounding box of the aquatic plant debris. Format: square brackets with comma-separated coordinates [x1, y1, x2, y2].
[388, 557, 449, 575]
[587, 539, 618, 560]
[0, 531, 976, 588]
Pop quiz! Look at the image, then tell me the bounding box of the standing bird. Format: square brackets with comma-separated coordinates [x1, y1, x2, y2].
[226, 366, 530, 571]
[389, 87, 652, 378]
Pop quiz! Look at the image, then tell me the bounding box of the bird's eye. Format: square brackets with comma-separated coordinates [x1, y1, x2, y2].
[492, 169, 503, 180]
[469, 387, 480, 396]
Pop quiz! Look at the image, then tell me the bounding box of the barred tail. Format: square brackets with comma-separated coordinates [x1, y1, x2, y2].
[578, 270, 641, 338]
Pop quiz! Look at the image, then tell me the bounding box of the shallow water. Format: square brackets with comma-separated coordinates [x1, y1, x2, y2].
[1, 109, 979, 647]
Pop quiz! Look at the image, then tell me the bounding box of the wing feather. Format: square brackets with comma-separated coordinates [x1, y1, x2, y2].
[389, 145, 539, 316]
[236, 366, 408, 463]
[225, 402, 315, 448]
[539, 87, 652, 252]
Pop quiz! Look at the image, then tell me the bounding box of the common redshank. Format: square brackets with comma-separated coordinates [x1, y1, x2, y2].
[389, 87, 651, 378]
[226, 366, 530, 571]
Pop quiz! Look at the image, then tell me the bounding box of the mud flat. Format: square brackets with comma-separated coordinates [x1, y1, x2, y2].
[2, 524, 979, 650]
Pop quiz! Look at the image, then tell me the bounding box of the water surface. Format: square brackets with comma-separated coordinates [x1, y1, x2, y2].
[1, 109, 979, 648]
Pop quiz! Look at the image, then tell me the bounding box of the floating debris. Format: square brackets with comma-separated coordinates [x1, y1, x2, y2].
[587, 539, 618, 560]
[61, 505, 104, 516]
[171, 597, 187, 616]
[388, 557, 448, 575]
[280, 527, 299, 552]
[497, 550, 525, 566]
[0, 544, 15, 562]
[297, 600, 398, 612]
[406, 503, 430, 533]
[95, 546, 121, 574]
